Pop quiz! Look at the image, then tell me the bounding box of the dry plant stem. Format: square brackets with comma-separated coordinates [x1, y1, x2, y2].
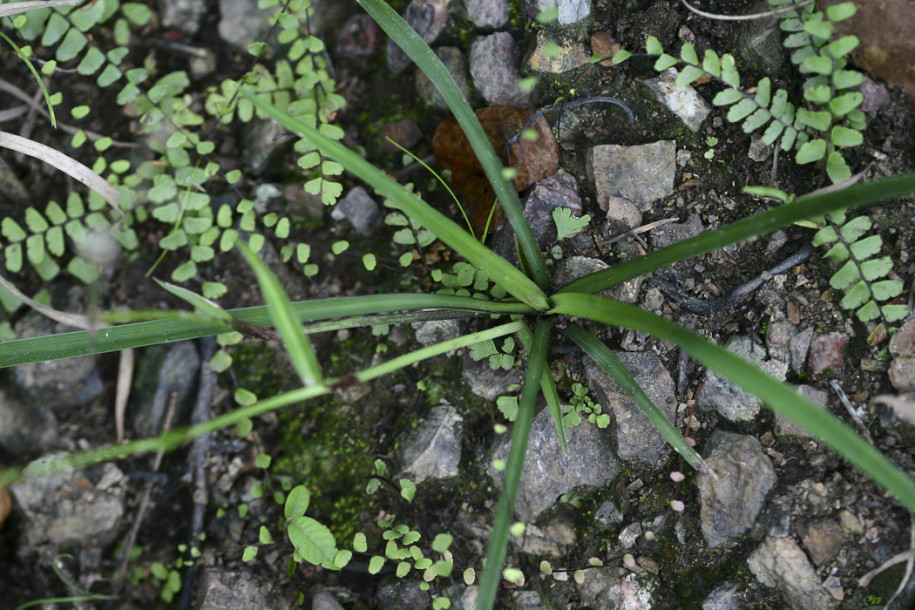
[828, 380, 874, 444]
[0, 130, 122, 211]
[115, 349, 134, 443]
[0, 77, 138, 147]
[0, 0, 81, 18]
[112, 391, 181, 593]
[0, 271, 96, 330]
[601, 218, 679, 247]
[680, 0, 814, 21]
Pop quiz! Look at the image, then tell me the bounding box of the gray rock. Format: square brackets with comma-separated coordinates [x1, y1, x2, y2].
[462, 349, 524, 401]
[133, 343, 200, 437]
[889, 318, 915, 392]
[416, 47, 472, 109]
[789, 327, 813, 374]
[518, 519, 576, 556]
[11, 461, 125, 550]
[488, 402, 619, 521]
[512, 590, 546, 608]
[330, 187, 382, 236]
[218, 0, 273, 49]
[526, 0, 591, 26]
[651, 214, 704, 249]
[0, 386, 58, 455]
[397, 404, 463, 484]
[526, 30, 590, 73]
[775, 385, 828, 438]
[697, 432, 776, 547]
[195, 568, 277, 610]
[492, 172, 583, 262]
[577, 566, 656, 609]
[411, 319, 461, 346]
[734, 8, 788, 76]
[807, 331, 848, 377]
[747, 537, 839, 610]
[748, 136, 772, 162]
[375, 578, 429, 609]
[594, 499, 625, 527]
[0, 154, 29, 204]
[702, 583, 745, 610]
[590, 141, 676, 212]
[644, 68, 711, 132]
[604, 195, 642, 229]
[242, 118, 291, 176]
[160, 0, 206, 35]
[466, 0, 509, 28]
[312, 590, 345, 610]
[766, 320, 797, 364]
[696, 335, 787, 423]
[552, 256, 610, 297]
[796, 518, 842, 566]
[336, 14, 384, 57]
[13, 286, 103, 409]
[387, 0, 449, 73]
[469, 32, 531, 107]
[584, 351, 677, 468]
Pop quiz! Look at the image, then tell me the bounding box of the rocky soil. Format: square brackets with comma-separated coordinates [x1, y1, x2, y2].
[2, 1, 915, 609]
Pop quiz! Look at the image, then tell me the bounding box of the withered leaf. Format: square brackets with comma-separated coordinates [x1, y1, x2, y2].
[433, 105, 559, 234]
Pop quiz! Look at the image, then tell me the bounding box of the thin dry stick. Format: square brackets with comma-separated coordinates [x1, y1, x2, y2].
[0, 271, 97, 330]
[680, 0, 814, 21]
[0, 0, 81, 18]
[115, 349, 135, 443]
[112, 391, 181, 593]
[0, 78, 137, 147]
[601, 218, 679, 247]
[0, 130, 123, 212]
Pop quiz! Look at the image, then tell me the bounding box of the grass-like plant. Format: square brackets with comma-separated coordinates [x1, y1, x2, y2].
[2, 0, 915, 608]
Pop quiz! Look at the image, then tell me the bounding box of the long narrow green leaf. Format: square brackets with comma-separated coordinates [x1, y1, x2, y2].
[155, 279, 234, 322]
[477, 319, 550, 610]
[0, 294, 534, 367]
[0, 319, 528, 487]
[551, 293, 915, 513]
[358, 0, 551, 293]
[562, 322, 708, 472]
[515, 323, 567, 454]
[559, 172, 915, 294]
[237, 241, 323, 387]
[240, 88, 549, 311]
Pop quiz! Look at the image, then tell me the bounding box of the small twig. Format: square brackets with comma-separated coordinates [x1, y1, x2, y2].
[828, 380, 874, 444]
[115, 349, 135, 443]
[0, 271, 99, 330]
[112, 391, 181, 593]
[601, 218, 679, 247]
[680, 0, 814, 22]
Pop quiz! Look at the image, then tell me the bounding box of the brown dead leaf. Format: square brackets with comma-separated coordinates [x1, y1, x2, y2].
[433, 105, 559, 234]
[0, 481, 9, 529]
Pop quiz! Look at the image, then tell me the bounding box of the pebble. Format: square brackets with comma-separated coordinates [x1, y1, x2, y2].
[696, 336, 787, 423]
[604, 195, 643, 230]
[0, 386, 58, 455]
[589, 141, 676, 212]
[526, 0, 591, 27]
[218, 0, 272, 49]
[381, 118, 423, 151]
[796, 518, 842, 566]
[387, 0, 449, 74]
[697, 431, 776, 547]
[242, 118, 290, 176]
[336, 14, 384, 57]
[375, 578, 428, 608]
[747, 536, 839, 610]
[789, 327, 813, 374]
[576, 566, 656, 609]
[462, 349, 525, 401]
[889, 318, 915, 392]
[775, 385, 829, 438]
[330, 186, 382, 236]
[396, 404, 463, 484]
[702, 583, 745, 610]
[11, 460, 126, 550]
[518, 519, 576, 556]
[526, 30, 590, 74]
[132, 342, 200, 437]
[469, 32, 531, 107]
[807, 331, 848, 377]
[766, 320, 797, 364]
[416, 46, 472, 109]
[466, 0, 509, 28]
[584, 351, 677, 468]
[161, 0, 206, 35]
[650, 214, 704, 249]
[411, 319, 461, 346]
[487, 401, 619, 521]
[195, 567, 283, 610]
[644, 68, 711, 132]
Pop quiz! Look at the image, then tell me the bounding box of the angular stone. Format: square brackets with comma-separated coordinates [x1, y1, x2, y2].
[387, 0, 449, 73]
[697, 432, 776, 547]
[488, 402, 619, 521]
[466, 0, 509, 28]
[644, 68, 711, 132]
[808, 331, 848, 377]
[330, 186, 382, 236]
[747, 536, 839, 610]
[697, 336, 787, 423]
[590, 141, 676, 212]
[462, 351, 525, 401]
[584, 351, 677, 468]
[889, 319, 915, 392]
[527, 30, 590, 73]
[411, 319, 461, 346]
[469, 32, 531, 107]
[775, 385, 829, 438]
[526, 0, 591, 27]
[397, 404, 463, 484]
[577, 566, 656, 609]
[416, 47, 471, 110]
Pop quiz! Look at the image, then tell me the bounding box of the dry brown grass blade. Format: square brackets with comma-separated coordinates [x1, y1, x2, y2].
[0, 130, 123, 212]
[0, 0, 81, 19]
